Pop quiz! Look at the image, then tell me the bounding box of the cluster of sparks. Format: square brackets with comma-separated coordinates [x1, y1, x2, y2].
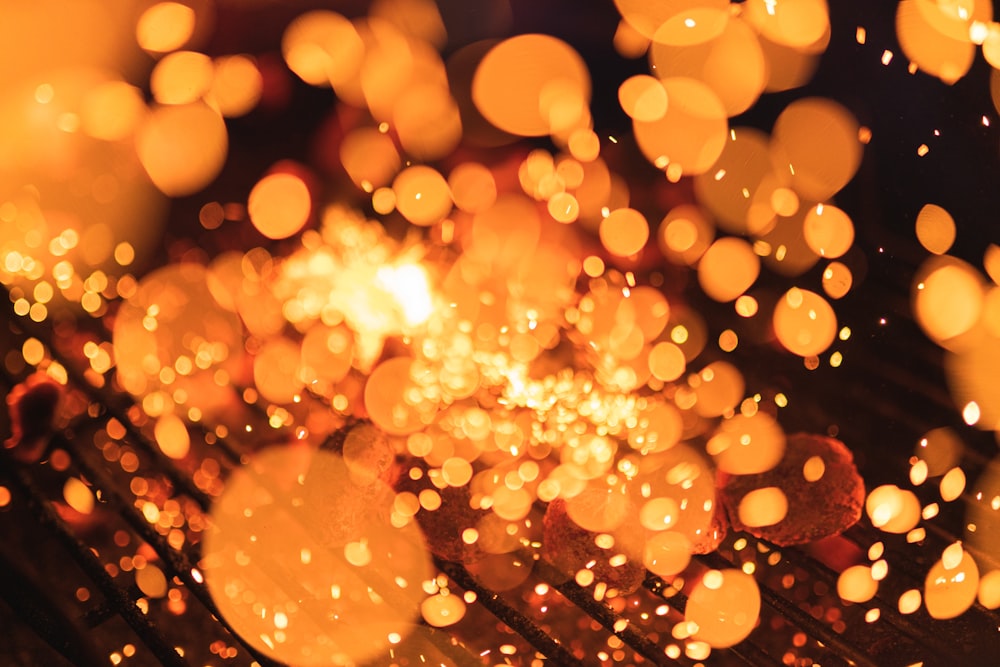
[2, 1, 1000, 666]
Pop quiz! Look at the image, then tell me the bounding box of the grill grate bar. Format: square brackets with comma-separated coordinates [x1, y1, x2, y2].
[641, 571, 784, 667]
[529, 557, 680, 667]
[434, 556, 588, 666]
[49, 431, 282, 667]
[0, 547, 103, 666]
[2, 300, 212, 511]
[0, 350, 281, 666]
[738, 530, 952, 660]
[4, 285, 997, 666]
[3, 366, 490, 667]
[802, 532, 969, 662]
[0, 449, 190, 667]
[3, 313, 521, 667]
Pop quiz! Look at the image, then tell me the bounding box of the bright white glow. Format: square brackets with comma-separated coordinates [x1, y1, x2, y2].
[377, 262, 434, 327]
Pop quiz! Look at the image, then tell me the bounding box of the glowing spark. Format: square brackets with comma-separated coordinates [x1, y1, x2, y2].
[962, 401, 980, 425]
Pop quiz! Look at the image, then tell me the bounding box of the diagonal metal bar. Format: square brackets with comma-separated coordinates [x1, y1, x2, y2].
[433, 556, 589, 667]
[0, 450, 190, 667]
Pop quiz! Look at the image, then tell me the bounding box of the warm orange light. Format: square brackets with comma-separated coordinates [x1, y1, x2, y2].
[697, 237, 760, 302]
[206, 55, 263, 118]
[613, 0, 729, 41]
[153, 412, 191, 459]
[252, 338, 305, 405]
[685, 569, 760, 648]
[822, 262, 854, 300]
[709, 411, 785, 474]
[392, 165, 452, 227]
[915, 203, 957, 255]
[648, 342, 687, 382]
[248, 173, 312, 240]
[634, 78, 728, 177]
[364, 357, 434, 435]
[473, 34, 591, 137]
[136, 2, 197, 54]
[693, 127, 775, 235]
[644, 531, 692, 576]
[650, 16, 766, 116]
[737, 487, 788, 527]
[393, 84, 462, 160]
[896, 0, 979, 84]
[81, 81, 146, 141]
[150, 51, 214, 105]
[135, 102, 227, 196]
[913, 256, 983, 344]
[866, 484, 921, 533]
[803, 204, 855, 259]
[618, 75, 668, 122]
[771, 97, 863, 202]
[837, 565, 878, 603]
[203, 445, 431, 666]
[773, 288, 837, 357]
[925, 546, 980, 619]
[743, 0, 830, 50]
[340, 127, 401, 191]
[599, 208, 649, 257]
[282, 11, 364, 87]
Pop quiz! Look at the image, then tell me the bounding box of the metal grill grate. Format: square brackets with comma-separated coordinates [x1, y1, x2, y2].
[3, 279, 1000, 667]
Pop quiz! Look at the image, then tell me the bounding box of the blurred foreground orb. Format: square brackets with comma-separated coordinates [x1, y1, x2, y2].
[685, 569, 761, 648]
[472, 34, 590, 137]
[135, 101, 228, 196]
[113, 263, 244, 417]
[773, 287, 836, 357]
[202, 445, 431, 666]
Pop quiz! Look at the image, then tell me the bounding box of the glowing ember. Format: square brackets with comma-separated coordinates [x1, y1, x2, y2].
[63, 477, 94, 515]
[978, 570, 1000, 610]
[837, 565, 878, 604]
[737, 486, 788, 528]
[866, 484, 921, 534]
[248, 173, 312, 240]
[420, 593, 466, 628]
[685, 569, 761, 649]
[135, 564, 169, 599]
[136, 2, 196, 54]
[924, 545, 979, 619]
[940, 466, 966, 502]
[773, 288, 838, 357]
[915, 204, 957, 255]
